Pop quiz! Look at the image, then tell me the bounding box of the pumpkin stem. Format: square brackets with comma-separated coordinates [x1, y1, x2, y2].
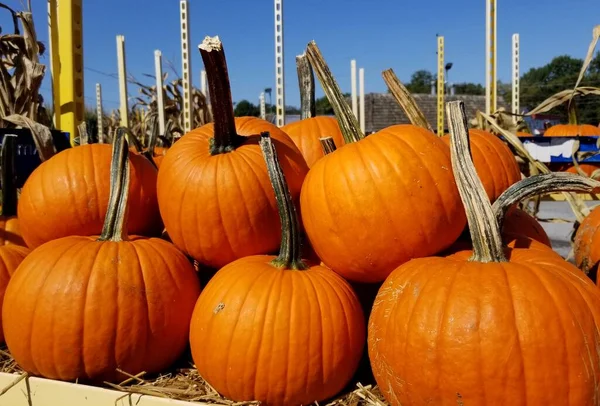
[199, 36, 244, 155]
[259, 132, 308, 271]
[144, 114, 160, 169]
[296, 53, 316, 120]
[305, 41, 364, 144]
[492, 173, 600, 232]
[1, 135, 17, 217]
[97, 128, 131, 242]
[382, 69, 434, 133]
[447, 101, 506, 263]
[567, 98, 579, 126]
[319, 136, 337, 155]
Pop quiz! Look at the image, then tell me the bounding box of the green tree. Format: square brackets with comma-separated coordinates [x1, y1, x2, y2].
[315, 93, 350, 116]
[233, 100, 260, 117]
[406, 70, 435, 93]
[453, 82, 485, 95]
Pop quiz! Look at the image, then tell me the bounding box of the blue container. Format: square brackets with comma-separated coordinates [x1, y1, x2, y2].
[0, 129, 71, 188]
[505, 135, 600, 164]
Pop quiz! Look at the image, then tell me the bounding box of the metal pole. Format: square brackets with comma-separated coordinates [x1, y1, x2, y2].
[486, 0, 497, 114]
[155, 50, 166, 135]
[96, 83, 104, 143]
[260, 92, 266, 120]
[274, 0, 285, 127]
[48, 0, 60, 129]
[437, 36, 445, 135]
[116, 35, 129, 128]
[359, 68, 365, 133]
[180, 0, 193, 133]
[512, 33, 520, 124]
[58, 0, 84, 145]
[351, 59, 358, 119]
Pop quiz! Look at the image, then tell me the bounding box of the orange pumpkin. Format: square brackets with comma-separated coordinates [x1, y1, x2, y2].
[441, 129, 521, 202]
[574, 205, 600, 277]
[189, 133, 365, 405]
[157, 37, 308, 269]
[544, 124, 600, 137]
[503, 206, 551, 246]
[369, 101, 600, 405]
[282, 116, 344, 167]
[18, 140, 162, 249]
[0, 135, 24, 246]
[0, 245, 30, 342]
[3, 134, 201, 383]
[565, 163, 600, 177]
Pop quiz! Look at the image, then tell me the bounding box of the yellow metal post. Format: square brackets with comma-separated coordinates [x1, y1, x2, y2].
[486, 0, 497, 114]
[48, 0, 60, 129]
[437, 36, 445, 135]
[57, 0, 84, 145]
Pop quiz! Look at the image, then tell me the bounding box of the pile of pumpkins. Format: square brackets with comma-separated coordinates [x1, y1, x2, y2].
[2, 36, 600, 406]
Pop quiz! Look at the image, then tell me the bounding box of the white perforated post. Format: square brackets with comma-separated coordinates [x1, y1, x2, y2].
[437, 36, 445, 134]
[485, 0, 497, 114]
[260, 92, 266, 120]
[96, 83, 104, 143]
[180, 0, 193, 133]
[154, 50, 166, 135]
[512, 33, 520, 124]
[351, 59, 358, 119]
[359, 67, 365, 133]
[116, 35, 129, 128]
[201, 69, 208, 98]
[274, 0, 285, 127]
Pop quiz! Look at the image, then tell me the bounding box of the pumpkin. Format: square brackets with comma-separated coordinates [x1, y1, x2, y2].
[18, 132, 162, 249]
[157, 36, 308, 269]
[0, 135, 24, 246]
[566, 163, 600, 177]
[299, 42, 466, 284]
[3, 133, 201, 383]
[189, 132, 365, 405]
[0, 244, 30, 343]
[368, 101, 600, 405]
[441, 129, 521, 202]
[575, 205, 600, 278]
[502, 206, 551, 246]
[544, 124, 600, 137]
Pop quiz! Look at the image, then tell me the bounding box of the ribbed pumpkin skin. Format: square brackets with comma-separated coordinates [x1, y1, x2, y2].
[442, 130, 521, 202]
[189, 256, 365, 406]
[157, 117, 309, 269]
[281, 116, 345, 168]
[544, 124, 600, 137]
[0, 216, 24, 246]
[368, 253, 600, 406]
[0, 245, 29, 342]
[503, 207, 551, 246]
[574, 206, 600, 276]
[300, 124, 466, 283]
[18, 145, 162, 248]
[3, 236, 201, 383]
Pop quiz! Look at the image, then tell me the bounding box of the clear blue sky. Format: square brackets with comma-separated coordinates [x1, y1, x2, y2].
[3, 0, 600, 112]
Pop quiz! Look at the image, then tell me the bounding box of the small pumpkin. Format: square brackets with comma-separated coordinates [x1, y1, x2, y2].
[281, 53, 344, 167]
[0, 244, 30, 343]
[575, 206, 600, 278]
[3, 133, 201, 383]
[544, 99, 600, 137]
[565, 163, 600, 177]
[0, 135, 25, 246]
[503, 206, 551, 246]
[368, 101, 600, 405]
[157, 36, 309, 269]
[18, 132, 162, 249]
[189, 132, 365, 406]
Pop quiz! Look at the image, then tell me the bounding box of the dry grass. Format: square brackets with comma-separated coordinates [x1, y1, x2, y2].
[0, 346, 386, 405]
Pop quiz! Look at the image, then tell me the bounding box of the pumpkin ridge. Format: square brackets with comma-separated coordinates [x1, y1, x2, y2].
[484, 134, 518, 197]
[474, 133, 503, 199]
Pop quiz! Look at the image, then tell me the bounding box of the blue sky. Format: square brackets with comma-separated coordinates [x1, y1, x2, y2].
[3, 0, 600, 112]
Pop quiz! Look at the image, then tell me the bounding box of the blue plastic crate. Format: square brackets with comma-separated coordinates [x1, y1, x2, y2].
[515, 136, 600, 164]
[0, 129, 71, 188]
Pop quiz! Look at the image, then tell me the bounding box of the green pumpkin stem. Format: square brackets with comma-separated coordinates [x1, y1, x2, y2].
[199, 36, 244, 155]
[492, 173, 600, 233]
[259, 132, 308, 270]
[319, 137, 337, 155]
[97, 128, 131, 242]
[382, 69, 434, 133]
[446, 101, 506, 263]
[1, 135, 17, 217]
[296, 53, 316, 120]
[305, 41, 364, 144]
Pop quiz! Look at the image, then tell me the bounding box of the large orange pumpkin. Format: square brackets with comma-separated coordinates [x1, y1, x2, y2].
[189, 133, 365, 405]
[3, 134, 201, 383]
[18, 137, 161, 249]
[0, 135, 24, 246]
[441, 129, 521, 202]
[0, 244, 30, 343]
[157, 37, 308, 269]
[544, 124, 600, 137]
[368, 101, 600, 406]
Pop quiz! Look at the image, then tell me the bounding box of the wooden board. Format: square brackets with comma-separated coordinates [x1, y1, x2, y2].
[0, 373, 207, 406]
